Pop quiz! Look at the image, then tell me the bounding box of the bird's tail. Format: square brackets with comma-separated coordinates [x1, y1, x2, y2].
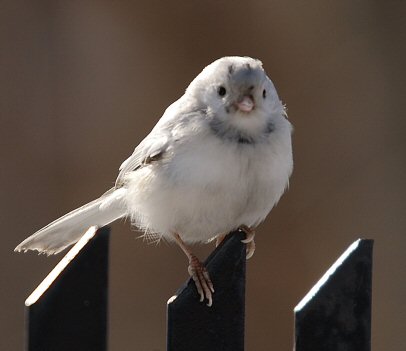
[15, 188, 127, 255]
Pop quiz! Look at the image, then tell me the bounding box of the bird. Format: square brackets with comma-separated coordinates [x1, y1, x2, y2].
[15, 56, 293, 306]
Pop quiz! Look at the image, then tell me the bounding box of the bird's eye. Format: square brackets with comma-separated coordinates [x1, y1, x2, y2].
[218, 86, 226, 97]
[262, 89, 267, 99]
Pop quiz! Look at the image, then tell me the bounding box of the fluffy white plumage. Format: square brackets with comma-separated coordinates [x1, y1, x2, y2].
[15, 56, 293, 255]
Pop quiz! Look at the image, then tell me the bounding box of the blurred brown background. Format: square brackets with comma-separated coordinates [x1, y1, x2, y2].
[1, 1, 405, 350]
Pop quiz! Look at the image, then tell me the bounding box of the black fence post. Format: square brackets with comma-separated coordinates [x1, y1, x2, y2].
[22, 227, 374, 351]
[167, 230, 246, 351]
[294, 239, 374, 351]
[25, 226, 110, 351]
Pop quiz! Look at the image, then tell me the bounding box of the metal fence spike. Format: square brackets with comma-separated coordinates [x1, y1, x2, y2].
[294, 239, 374, 351]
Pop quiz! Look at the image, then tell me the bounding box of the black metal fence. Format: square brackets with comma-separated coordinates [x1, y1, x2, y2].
[23, 227, 373, 351]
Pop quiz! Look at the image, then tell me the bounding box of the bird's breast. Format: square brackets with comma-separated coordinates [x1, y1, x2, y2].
[124, 124, 292, 242]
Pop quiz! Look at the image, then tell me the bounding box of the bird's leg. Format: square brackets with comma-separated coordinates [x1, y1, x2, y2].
[173, 233, 214, 306]
[239, 225, 256, 259]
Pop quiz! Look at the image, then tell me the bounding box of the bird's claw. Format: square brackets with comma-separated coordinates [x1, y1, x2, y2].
[239, 225, 256, 259]
[245, 239, 256, 259]
[188, 254, 214, 306]
[215, 233, 227, 247]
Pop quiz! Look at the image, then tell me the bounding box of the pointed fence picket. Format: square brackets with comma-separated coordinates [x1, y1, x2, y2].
[22, 227, 373, 351]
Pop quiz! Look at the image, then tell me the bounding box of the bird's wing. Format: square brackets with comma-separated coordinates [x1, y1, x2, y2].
[114, 99, 186, 187]
[114, 94, 205, 187]
[115, 133, 170, 186]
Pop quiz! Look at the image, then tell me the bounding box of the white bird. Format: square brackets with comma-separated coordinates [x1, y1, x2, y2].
[15, 56, 293, 306]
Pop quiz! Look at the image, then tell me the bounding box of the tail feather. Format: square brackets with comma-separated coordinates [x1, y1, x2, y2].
[15, 188, 127, 255]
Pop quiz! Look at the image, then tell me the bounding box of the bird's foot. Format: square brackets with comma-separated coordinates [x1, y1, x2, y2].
[188, 254, 215, 306]
[239, 225, 256, 259]
[173, 232, 215, 306]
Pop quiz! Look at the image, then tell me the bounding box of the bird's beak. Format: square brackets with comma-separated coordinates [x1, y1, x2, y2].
[236, 95, 255, 113]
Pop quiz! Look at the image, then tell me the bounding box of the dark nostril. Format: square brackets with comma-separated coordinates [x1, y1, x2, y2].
[248, 85, 254, 91]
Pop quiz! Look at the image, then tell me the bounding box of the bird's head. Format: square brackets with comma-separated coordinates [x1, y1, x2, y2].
[186, 56, 285, 143]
